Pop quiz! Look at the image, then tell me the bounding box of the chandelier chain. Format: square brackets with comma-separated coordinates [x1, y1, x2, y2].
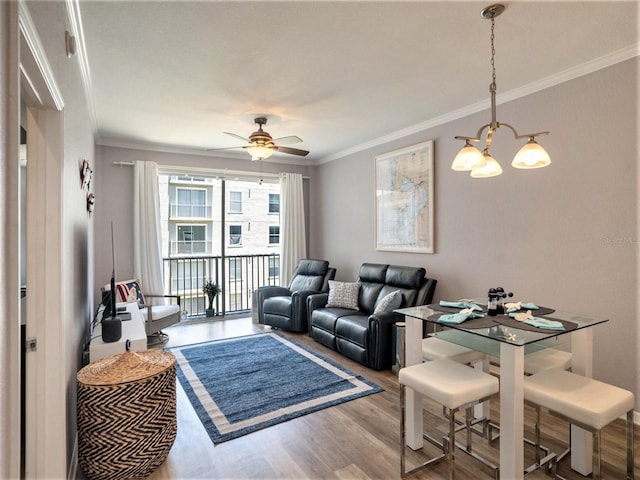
[490, 17, 496, 92]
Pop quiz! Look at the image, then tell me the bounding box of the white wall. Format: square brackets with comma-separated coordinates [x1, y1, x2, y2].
[311, 58, 639, 407]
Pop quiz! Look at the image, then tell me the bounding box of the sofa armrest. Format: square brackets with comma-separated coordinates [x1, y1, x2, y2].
[306, 293, 329, 333]
[367, 311, 402, 370]
[288, 290, 323, 331]
[259, 286, 293, 299]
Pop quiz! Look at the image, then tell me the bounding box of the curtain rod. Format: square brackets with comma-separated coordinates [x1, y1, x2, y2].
[112, 161, 309, 180]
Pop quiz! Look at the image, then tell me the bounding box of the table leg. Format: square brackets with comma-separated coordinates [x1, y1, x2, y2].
[570, 328, 594, 475]
[500, 342, 525, 480]
[404, 315, 423, 449]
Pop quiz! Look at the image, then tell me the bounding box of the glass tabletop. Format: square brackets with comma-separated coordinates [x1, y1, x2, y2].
[396, 305, 609, 347]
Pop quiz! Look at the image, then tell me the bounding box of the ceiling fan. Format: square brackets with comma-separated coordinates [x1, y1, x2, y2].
[216, 117, 309, 160]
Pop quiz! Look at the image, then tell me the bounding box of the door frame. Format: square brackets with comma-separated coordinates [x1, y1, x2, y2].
[17, 2, 66, 478]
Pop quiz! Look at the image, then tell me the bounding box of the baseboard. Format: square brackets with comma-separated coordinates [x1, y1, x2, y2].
[68, 434, 78, 480]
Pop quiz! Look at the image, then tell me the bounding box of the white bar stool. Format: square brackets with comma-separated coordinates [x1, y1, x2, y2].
[399, 358, 499, 479]
[489, 347, 572, 375]
[524, 369, 635, 479]
[422, 336, 486, 364]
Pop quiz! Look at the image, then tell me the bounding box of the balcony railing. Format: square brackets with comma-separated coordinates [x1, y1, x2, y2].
[163, 253, 280, 318]
[170, 240, 213, 255]
[169, 203, 212, 218]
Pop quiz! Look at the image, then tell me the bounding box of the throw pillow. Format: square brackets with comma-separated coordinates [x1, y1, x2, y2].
[114, 279, 146, 306]
[326, 281, 360, 310]
[374, 290, 403, 315]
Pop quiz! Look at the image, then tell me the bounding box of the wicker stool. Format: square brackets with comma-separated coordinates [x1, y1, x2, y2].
[77, 349, 177, 480]
[524, 369, 635, 479]
[399, 359, 499, 479]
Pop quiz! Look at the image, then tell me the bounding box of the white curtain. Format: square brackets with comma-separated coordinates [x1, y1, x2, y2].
[133, 161, 164, 298]
[279, 172, 306, 286]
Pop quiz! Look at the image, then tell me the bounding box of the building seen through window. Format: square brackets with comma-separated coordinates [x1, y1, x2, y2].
[159, 175, 282, 317]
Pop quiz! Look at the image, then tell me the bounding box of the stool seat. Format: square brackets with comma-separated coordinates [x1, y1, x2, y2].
[489, 347, 572, 375]
[399, 358, 499, 479]
[400, 359, 499, 409]
[524, 369, 634, 430]
[422, 337, 486, 365]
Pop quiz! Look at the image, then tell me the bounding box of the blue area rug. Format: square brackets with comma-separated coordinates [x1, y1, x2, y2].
[168, 333, 383, 444]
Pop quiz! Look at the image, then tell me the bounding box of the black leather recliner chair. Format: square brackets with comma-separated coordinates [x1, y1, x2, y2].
[307, 263, 437, 370]
[256, 259, 336, 332]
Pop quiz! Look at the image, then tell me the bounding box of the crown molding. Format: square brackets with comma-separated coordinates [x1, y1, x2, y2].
[18, 1, 64, 110]
[317, 42, 640, 165]
[65, 0, 97, 134]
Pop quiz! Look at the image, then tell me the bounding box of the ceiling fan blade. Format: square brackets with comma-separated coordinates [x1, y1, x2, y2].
[274, 145, 309, 157]
[207, 146, 244, 152]
[273, 135, 302, 145]
[223, 132, 249, 143]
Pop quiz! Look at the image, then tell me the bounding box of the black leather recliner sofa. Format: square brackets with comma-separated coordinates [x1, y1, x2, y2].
[307, 263, 437, 370]
[256, 259, 336, 332]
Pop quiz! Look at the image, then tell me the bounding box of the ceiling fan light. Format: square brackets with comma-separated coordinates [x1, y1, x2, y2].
[452, 142, 486, 171]
[512, 138, 551, 169]
[246, 145, 274, 160]
[470, 153, 503, 178]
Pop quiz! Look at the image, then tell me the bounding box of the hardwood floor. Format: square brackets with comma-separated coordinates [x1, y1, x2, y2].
[135, 316, 639, 479]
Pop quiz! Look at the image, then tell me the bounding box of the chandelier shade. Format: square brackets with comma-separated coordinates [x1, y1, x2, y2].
[471, 153, 503, 178]
[246, 145, 274, 160]
[452, 4, 550, 178]
[451, 140, 487, 171]
[511, 138, 551, 169]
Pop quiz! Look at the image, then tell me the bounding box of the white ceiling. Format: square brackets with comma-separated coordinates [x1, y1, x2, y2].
[78, 1, 638, 165]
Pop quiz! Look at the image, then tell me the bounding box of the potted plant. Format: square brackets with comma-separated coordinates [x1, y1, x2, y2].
[202, 280, 221, 317]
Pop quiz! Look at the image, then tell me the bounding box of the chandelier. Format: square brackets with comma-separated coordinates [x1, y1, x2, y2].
[452, 4, 551, 178]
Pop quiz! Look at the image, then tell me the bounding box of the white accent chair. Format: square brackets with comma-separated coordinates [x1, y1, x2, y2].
[103, 279, 181, 345]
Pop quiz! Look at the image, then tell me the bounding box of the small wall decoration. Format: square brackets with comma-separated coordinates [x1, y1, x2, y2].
[87, 193, 95, 214]
[80, 159, 93, 190]
[374, 140, 434, 253]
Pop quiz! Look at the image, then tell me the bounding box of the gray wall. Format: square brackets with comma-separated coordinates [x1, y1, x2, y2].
[310, 58, 638, 407]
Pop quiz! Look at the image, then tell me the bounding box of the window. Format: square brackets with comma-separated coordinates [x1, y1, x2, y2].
[229, 225, 242, 245]
[176, 225, 207, 254]
[269, 193, 280, 214]
[269, 226, 280, 244]
[229, 191, 242, 213]
[229, 258, 242, 280]
[269, 257, 280, 278]
[176, 188, 206, 217]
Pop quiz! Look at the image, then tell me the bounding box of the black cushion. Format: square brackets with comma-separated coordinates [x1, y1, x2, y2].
[358, 263, 388, 283]
[289, 275, 324, 292]
[358, 283, 383, 314]
[336, 315, 368, 348]
[263, 296, 292, 316]
[385, 265, 426, 289]
[295, 259, 329, 276]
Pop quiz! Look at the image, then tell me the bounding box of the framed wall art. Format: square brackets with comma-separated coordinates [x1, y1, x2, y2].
[374, 140, 434, 253]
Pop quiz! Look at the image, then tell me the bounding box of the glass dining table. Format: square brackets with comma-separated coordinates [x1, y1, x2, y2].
[396, 303, 609, 480]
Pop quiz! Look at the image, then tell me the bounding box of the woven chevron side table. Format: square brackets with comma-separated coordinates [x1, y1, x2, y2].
[77, 349, 177, 480]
